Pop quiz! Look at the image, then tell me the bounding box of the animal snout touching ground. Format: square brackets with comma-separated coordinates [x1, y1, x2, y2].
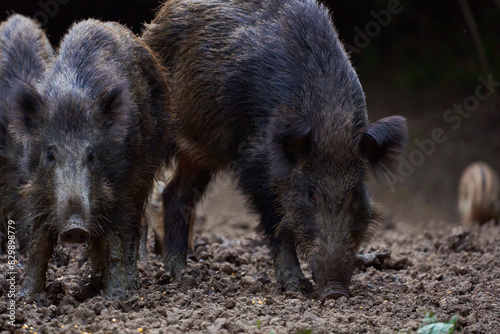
[319, 281, 350, 301]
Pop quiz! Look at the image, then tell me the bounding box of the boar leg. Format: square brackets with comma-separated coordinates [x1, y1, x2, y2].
[16, 218, 32, 256]
[92, 229, 129, 298]
[272, 235, 314, 293]
[88, 219, 140, 298]
[19, 227, 56, 297]
[187, 211, 196, 252]
[248, 188, 313, 293]
[104, 232, 128, 298]
[162, 155, 211, 277]
[139, 217, 149, 260]
[154, 231, 163, 255]
[122, 216, 141, 290]
[88, 237, 106, 290]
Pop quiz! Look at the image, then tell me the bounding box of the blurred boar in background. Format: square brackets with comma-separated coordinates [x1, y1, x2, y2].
[459, 162, 500, 225]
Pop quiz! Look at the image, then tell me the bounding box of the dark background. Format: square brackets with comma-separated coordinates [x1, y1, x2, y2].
[1, 0, 499, 221]
[2, 0, 499, 89]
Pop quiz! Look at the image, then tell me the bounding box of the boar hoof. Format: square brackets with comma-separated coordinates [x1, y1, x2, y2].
[18, 283, 43, 299]
[319, 281, 349, 300]
[19, 274, 46, 299]
[103, 284, 127, 299]
[282, 277, 314, 294]
[164, 256, 187, 278]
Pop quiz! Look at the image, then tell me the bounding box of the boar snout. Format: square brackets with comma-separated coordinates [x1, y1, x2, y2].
[319, 281, 350, 301]
[312, 243, 354, 300]
[59, 215, 90, 244]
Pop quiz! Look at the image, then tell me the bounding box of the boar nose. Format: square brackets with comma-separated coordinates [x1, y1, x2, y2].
[59, 215, 90, 244]
[319, 281, 350, 301]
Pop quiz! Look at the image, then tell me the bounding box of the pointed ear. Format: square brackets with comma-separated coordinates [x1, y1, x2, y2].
[98, 80, 131, 140]
[270, 106, 312, 178]
[7, 80, 44, 142]
[359, 116, 407, 176]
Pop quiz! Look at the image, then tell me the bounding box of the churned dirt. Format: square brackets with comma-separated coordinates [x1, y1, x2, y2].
[0, 178, 499, 334]
[1, 88, 499, 333]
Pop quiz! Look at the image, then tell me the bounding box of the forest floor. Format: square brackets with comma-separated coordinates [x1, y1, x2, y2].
[0, 178, 499, 333]
[1, 85, 499, 333]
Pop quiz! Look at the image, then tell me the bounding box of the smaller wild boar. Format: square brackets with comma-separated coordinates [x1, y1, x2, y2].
[9, 20, 172, 298]
[459, 161, 500, 225]
[0, 14, 54, 255]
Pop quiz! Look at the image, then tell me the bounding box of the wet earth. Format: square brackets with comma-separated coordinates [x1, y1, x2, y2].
[0, 179, 499, 334]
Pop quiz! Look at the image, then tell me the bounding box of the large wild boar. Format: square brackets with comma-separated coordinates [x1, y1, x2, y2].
[143, 0, 407, 299]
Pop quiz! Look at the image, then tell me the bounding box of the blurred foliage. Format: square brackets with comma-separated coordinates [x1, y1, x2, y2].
[416, 313, 458, 334]
[1, 0, 499, 90]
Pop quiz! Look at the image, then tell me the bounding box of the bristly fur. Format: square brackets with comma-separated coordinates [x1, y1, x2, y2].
[142, 0, 408, 297]
[0, 14, 54, 255]
[9, 19, 173, 298]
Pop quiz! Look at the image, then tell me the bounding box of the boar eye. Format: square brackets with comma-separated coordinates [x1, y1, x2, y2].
[46, 147, 56, 166]
[351, 190, 364, 211]
[87, 148, 97, 165]
[308, 187, 317, 205]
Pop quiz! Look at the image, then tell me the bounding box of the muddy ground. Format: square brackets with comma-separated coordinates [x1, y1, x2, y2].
[0, 177, 499, 334]
[1, 88, 499, 333]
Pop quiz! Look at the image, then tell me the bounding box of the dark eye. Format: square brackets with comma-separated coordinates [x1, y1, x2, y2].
[309, 187, 317, 204]
[46, 147, 56, 166]
[351, 191, 363, 210]
[87, 148, 96, 165]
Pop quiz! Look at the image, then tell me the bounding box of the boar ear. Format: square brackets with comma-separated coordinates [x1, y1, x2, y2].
[99, 80, 131, 140]
[359, 116, 407, 176]
[270, 106, 312, 178]
[8, 80, 44, 142]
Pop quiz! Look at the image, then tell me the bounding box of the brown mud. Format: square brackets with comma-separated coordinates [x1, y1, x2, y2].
[1, 88, 499, 333]
[1, 178, 499, 333]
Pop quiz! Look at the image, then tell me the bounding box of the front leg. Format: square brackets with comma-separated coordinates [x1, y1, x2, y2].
[163, 154, 211, 278]
[19, 226, 55, 297]
[244, 182, 313, 294]
[103, 231, 129, 298]
[88, 229, 129, 299]
[16, 217, 32, 256]
[139, 217, 149, 260]
[272, 236, 314, 293]
[122, 216, 141, 291]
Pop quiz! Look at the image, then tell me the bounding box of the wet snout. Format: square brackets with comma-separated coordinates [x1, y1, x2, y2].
[59, 215, 90, 244]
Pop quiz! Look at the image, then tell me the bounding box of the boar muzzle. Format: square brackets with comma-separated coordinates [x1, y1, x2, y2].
[59, 215, 90, 244]
[319, 281, 350, 301]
